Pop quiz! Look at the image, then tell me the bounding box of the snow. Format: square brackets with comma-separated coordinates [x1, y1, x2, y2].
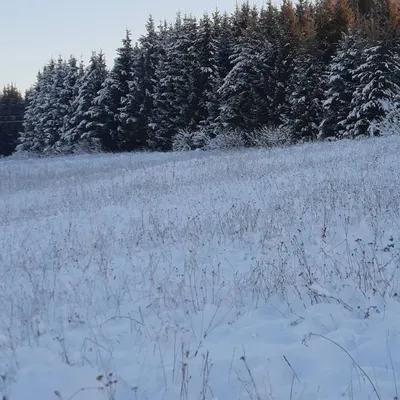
[1, 136, 400, 400]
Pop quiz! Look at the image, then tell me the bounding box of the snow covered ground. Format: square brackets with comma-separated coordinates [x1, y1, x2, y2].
[1, 136, 400, 400]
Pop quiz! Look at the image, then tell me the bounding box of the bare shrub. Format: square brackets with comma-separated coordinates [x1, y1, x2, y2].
[172, 129, 209, 152]
[245, 126, 293, 148]
[205, 129, 246, 150]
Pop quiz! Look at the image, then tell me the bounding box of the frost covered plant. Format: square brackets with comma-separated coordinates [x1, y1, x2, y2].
[377, 106, 400, 136]
[205, 128, 246, 150]
[172, 129, 210, 152]
[245, 126, 293, 148]
[173, 126, 293, 151]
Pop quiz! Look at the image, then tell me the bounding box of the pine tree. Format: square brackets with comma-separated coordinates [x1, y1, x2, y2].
[57, 56, 84, 152]
[17, 77, 41, 153]
[19, 60, 58, 154]
[231, 2, 253, 39]
[91, 30, 135, 151]
[218, 6, 265, 130]
[346, 39, 400, 136]
[269, 0, 299, 125]
[258, 1, 282, 126]
[319, 31, 361, 139]
[193, 13, 220, 131]
[149, 14, 199, 150]
[286, 35, 323, 141]
[137, 16, 163, 147]
[119, 16, 162, 150]
[0, 85, 25, 156]
[65, 52, 108, 151]
[118, 44, 147, 150]
[213, 10, 234, 82]
[41, 57, 68, 153]
[314, 0, 336, 62]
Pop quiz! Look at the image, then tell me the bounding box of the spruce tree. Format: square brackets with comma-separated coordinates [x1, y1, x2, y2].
[319, 31, 361, 139]
[91, 30, 135, 151]
[149, 14, 199, 150]
[57, 56, 84, 152]
[346, 39, 400, 136]
[17, 77, 41, 153]
[271, 0, 299, 125]
[213, 10, 234, 82]
[0, 85, 25, 156]
[258, 1, 282, 126]
[120, 16, 162, 150]
[286, 41, 324, 141]
[19, 60, 57, 154]
[41, 57, 68, 153]
[65, 52, 108, 151]
[219, 6, 275, 131]
[193, 13, 220, 131]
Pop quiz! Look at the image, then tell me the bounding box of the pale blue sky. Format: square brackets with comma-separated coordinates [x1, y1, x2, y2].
[1, 0, 263, 93]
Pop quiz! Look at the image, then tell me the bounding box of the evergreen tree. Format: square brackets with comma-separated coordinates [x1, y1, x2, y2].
[193, 13, 220, 131]
[286, 31, 324, 141]
[346, 39, 400, 136]
[18, 60, 57, 154]
[90, 30, 135, 151]
[17, 77, 41, 153]
[0, 85, 25, 156]
[231, 2, 253, 39]
[41, 57, 68, 153]
[118, 44, 147, 150]
[57, 56, 84, 151]
[319, 31, 361, 139]
[213, 10, 234, 82]
[265, 0, 299, 125]
[314, 0, 336, 62]
[258, 1, 282, 126]
[149, 14, 199, 150]
[314, 0, 354, 63]
[218, 6, 264, 130]
[65, 52, 108, 151]
[120, 16, 162, 150]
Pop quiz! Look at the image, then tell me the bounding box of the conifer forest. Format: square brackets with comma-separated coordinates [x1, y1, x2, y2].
[1, 0, 400, 156]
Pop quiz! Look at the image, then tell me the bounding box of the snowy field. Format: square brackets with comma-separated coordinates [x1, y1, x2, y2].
[1, 136, 400, 400]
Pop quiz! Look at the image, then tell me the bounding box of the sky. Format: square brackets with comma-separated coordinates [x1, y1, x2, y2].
[1, 0, 263, 93]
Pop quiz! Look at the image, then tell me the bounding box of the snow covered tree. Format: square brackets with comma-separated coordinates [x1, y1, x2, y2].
[217, 8, 263, 130]
[119, 16, 163, 150]
[213, 10, 234, 82]
[149, 14, 199, 150]
[0, 85, 24, 156]
[283, 1, 323, 141]
[118, 44, 147, 150]
[217, 3, 279, 131]
[31, 57, 73, 154]
[63, 51, 108, 151]
[192, 13, 220, 131]
[18, 60, 58, 154]
[286, 45, 324, 142]
[56, 56, 84, 151]
[270, 0, 299, 125]
[256, 1, 283, 126]
[346, 39, 400, 137]
[17, 77, 41, 153]
[319, 31, 361, 139]
[90, 30, 135, 151]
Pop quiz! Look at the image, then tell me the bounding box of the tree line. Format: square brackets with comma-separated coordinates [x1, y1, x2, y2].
[1, 0, 400, 157]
